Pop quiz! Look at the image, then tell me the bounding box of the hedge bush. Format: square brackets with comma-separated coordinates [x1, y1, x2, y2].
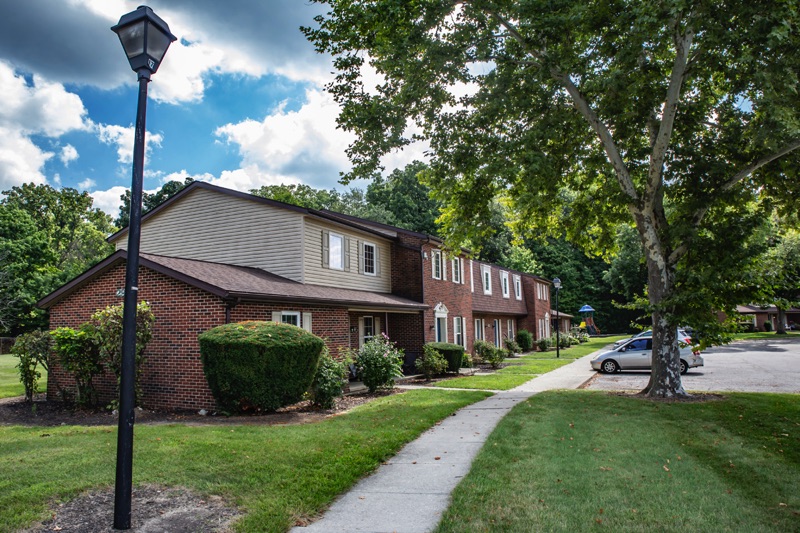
[425, 342, 465, 372]
[10, 330, 52, 402]
[415, 344, 448, 380]
[515, 329, 534, 352]
[199, 321, 324, 413]
[536, 337, 551, 352]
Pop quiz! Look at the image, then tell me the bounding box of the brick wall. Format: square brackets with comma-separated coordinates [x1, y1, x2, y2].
[519, 275, 551, 339]
[48, 263, 223, 411]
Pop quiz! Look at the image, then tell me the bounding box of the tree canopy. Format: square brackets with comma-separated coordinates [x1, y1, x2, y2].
[0, 184, 115, 334]
[305, 0, 800, 397]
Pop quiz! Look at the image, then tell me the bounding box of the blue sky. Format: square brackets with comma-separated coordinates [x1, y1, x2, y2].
[0, 0, 425, 218]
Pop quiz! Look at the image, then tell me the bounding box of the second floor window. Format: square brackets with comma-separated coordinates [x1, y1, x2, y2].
[432, 250, 442, 279]
[482, 265, 492, 295]
[514, 275, 522, 300]
[501, 271, 510, 298]
[362, 242, 377, 275]
[323, 230, 349, 271]
[452, 258, 462, 283]
[329, 233, 344, 270]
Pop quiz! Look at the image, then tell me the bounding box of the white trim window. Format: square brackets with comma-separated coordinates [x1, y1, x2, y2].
[454, 316, 465, 348]
[360, 241, 379, 276]
[452, 257, 462, 284]
[481, 265, 492, 295]
[501, 271, 510, 298]
[432, 249, 442, 280]
[322, 230, 350, 271]
[514, 275, 522, 300]
[434, 302, 449, 343]
[507, 319, 514, 340]
[271, 311, 312, 332]
[470, 260, 475, 292]
[358, 315, 381, 347]
[474, 318, 484, 341]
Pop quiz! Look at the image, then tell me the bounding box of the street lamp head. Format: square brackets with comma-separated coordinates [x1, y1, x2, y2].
[111, 5, 176, 78]
[553, 277, 561, 290]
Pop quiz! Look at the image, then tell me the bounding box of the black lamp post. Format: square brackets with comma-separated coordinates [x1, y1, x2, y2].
[553, 278, 561, 359]
[111, 6, 175, 530]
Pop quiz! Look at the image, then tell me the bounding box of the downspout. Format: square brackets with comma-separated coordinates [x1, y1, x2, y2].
[224, 297, 240, 324]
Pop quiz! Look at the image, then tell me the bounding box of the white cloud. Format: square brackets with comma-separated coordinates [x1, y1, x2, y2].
[96, 124, 164, 164]
[0, 61, 88, 190]
[78, 178, 96, 190]
[90, 185, 129, 217]
[60, 144, 79, 166]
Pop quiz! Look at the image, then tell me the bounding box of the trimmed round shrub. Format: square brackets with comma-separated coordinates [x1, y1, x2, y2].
[425, 342, 465, 372]
[515, 329, 534, 352]
[536, 337, 550, 352]
[199, 321, 324, 413]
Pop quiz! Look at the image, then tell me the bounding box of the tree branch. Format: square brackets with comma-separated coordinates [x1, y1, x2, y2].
[480, 5, 639, 203]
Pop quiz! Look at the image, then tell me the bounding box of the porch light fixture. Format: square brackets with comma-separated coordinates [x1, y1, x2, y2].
[110, 6, 175, 530]
[553, 278, 561, 359]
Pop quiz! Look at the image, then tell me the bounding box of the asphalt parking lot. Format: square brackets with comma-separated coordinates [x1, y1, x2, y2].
[584, 336, 800, 393]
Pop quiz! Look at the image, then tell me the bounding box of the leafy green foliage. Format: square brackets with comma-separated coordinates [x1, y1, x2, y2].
[354, 334, 404, 393]
[89, 302, 155, 406]
[305, 0, 800, 396]
[473, 340, 506, 368]
[0, 184, 114, 334]
[536, 338, 551, 352]
[51, 325, 103, 407]
[504, 336, 521, 355]
[199, 321, 325, 413]
[416, 344, 449, 380]
[309, 346, 349, 409]
[425, 341, 464, 372]
[10, 330, 52, 401]
[366, 161, 441, 234]
[515, 329, 534, 352]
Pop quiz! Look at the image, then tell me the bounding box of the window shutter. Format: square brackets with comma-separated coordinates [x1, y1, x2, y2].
[375, 246, 381, 276]
[302, 313, 312, 332]
[322, 230, 329, 268]
[344, 236, 351, 271]
[358, 317, 365, 348]
[271, 311, 282, 323]
[358, 240, 364, 274]
[375, 316, 381, 336]
[442, 255, 447, 281]
[460, 258, 465, 284]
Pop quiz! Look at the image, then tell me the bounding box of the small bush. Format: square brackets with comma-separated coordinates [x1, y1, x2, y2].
[51, 325, 104, 407]
[355, 334, 404, 393]
[310, 346, 348, 409]
[199, 321, 324, 413]
[11, 330, 52, 402]
[416, 344, 448, 380]
[461, 352, 474, 368]
[474, 340, 506, 368]
[515, 329, 534, 352]
[763, 321, 773, 332]
[504, 336, 521, 355]
[536, 337, 550, 352]
[473, 340, 495, 363]
[426, 342, 465, 372]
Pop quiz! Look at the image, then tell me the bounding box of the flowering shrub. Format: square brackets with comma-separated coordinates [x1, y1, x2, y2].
[355, 333, 404, 393]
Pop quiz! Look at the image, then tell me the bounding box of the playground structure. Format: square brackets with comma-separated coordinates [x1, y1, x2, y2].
[579, 304, 601, 335]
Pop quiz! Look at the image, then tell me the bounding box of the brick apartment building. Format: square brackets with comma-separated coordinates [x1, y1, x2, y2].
[39, 182, 553, 410]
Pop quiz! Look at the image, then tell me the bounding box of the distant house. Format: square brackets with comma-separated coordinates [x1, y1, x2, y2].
[727, 305, 800, 331]
[39, 182, 553, 410]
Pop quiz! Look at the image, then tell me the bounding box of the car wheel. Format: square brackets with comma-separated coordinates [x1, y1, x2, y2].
[679, 360, 688, 375]
[600, 359, 618, 373]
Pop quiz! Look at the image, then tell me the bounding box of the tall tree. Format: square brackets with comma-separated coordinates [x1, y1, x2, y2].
[760, 229, 800, 334]
[366, 161, 442, 234]
[305, 0, 800, 398]
[1, 184, 115, 334]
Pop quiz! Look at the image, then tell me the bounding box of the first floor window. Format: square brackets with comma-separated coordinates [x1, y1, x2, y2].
[507, 319, 514, 340]
[272, 311, 312, 332]
[436, 316, 448, 342]
[359, 315, 381, 347]
[454, 317, 464, 347]
[474, 318, 484, 341]
[493, 319, 501, 347]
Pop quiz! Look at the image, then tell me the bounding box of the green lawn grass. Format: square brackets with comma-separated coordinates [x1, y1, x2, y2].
[436, 390, 800, 532]
[733, 331, 800, 341]
[0, 388, 490, 533]
[0, 353, 24, 399]
[433, 335, 628, 391]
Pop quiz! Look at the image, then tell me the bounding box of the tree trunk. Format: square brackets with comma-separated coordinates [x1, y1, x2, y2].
[776, 307, 787, 335]
[640, 246, 689, 398]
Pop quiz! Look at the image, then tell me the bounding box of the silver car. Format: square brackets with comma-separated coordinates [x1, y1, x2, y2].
[612, 328, 692, 349]
[592, 337, 704, 374]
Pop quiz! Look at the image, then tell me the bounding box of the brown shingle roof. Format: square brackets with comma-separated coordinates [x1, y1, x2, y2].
[38, 251, 427, 311]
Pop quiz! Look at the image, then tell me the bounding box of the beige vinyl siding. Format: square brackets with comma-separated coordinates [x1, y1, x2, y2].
[303, 219, 391, 292]
[114, 187, 304, 281]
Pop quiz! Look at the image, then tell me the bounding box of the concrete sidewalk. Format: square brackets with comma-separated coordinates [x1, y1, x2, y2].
[291, 352, 599, 533]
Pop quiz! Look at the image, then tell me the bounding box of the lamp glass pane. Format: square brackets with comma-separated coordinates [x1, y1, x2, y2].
[146, 21, 172, 62]
[117, 22, 145, 59]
